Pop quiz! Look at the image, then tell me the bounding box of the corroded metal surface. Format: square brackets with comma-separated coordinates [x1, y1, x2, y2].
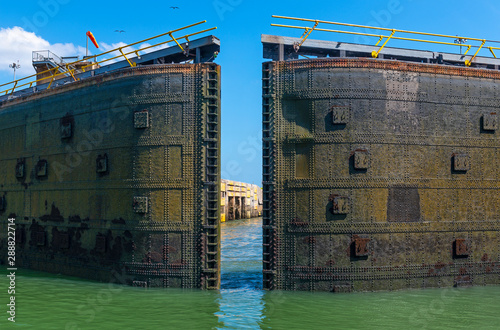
[0, 63, 221, 289]
[263, 58, 500, 291]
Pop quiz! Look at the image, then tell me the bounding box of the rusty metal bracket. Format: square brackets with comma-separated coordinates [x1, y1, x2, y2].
[36, 159, 48, 177]
[331, 105, 349, 125]
[351, 235, 370, 258]
[15, 159, 25, 178]
[133, 281, 148, 288]
[453, 239, 470, 258]
[453, 153, 470, 172]
[133, 196, 149, 213]
[329, 194, 350, 214]
[96, 154, 108, 174]
[482, 113, 498, 131]
[354, 149, 370, 170]
[60, 119, 73, 139]
[134, 110, 150, 128]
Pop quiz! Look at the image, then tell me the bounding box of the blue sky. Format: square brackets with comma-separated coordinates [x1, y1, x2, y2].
[1, 0, 500, 185]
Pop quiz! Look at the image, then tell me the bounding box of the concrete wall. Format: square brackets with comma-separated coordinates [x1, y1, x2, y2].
[220, 179, 262, 222]
[0, 63, 221, 289]
[263, 58, 500, 291]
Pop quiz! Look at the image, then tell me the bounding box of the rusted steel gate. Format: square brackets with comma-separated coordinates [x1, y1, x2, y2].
[0, 62, 221, 289]
[262, 35, 500, 291]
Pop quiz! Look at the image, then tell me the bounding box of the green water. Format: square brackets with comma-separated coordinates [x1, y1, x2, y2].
[1, 217, 499, 329]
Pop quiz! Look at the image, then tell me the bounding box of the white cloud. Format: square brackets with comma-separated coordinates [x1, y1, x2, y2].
[0, 26, 86, 79]
[138, 42, 170, 54]
[0, 26, 172, 84]
[101, 41, 129, 52]
[99, 41, 132, 63]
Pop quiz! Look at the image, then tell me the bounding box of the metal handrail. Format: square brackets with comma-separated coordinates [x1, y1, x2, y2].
[32, 50, 80, 79]
[1, 21, 217, 95]
[271, 15, 500, 67]
[33, 50, 63, 64]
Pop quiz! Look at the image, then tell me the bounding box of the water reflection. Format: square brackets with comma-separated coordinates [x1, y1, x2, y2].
[217, 217, 264, 329]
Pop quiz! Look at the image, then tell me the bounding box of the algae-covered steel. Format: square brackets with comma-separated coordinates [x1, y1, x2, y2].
[262, 35, 500, 291]
[0, 39, 221, 289]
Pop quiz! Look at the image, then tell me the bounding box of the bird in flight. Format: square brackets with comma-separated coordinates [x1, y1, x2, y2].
[170, 6, 179, 9]
[114, 30, 125, 33]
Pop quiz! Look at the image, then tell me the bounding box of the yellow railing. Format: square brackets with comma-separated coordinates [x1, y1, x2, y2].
[271, 15, 500, 67]
[1, 21, 217, 95]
